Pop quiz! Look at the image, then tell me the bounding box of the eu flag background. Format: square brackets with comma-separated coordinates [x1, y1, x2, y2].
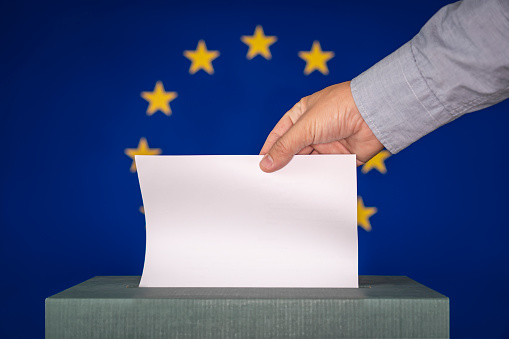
[1, 0, 509, 337]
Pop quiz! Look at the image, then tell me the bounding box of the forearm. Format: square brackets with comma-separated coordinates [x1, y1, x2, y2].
[351, 0, 509, 153]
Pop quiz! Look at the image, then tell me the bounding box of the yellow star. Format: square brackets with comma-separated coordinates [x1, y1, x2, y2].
[358, 196, 377, 232]
[141, 81, 178, 116]
[184, 40, 220, 75]
[139, 206, 145, 214]
[298, 41, 334, 75]
[241, 25, 277, 60]
[124, 138, 162, 173]
[362, 150, 391, 174]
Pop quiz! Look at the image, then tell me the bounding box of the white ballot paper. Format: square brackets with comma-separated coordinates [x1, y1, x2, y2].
[136, 155, 358, 288]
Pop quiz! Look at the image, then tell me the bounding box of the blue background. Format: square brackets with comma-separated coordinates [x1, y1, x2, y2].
[1, 0, 508, 338]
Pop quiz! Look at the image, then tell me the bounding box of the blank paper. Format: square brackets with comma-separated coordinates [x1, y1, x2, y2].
[136, 155, 358, 288]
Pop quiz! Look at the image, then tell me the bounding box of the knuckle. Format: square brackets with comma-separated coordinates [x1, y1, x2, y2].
[298, 97, 308, 112]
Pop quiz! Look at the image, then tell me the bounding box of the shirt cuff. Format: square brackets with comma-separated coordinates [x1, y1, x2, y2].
[350, 41, 452, 154]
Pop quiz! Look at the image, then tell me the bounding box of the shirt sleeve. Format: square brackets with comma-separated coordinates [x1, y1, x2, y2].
[350, 0, 509, 154]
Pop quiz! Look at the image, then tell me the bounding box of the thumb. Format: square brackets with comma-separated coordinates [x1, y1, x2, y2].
[259, 120, 312, 173]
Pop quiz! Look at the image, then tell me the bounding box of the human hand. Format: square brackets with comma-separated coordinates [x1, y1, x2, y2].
[259, 81, 384, 172]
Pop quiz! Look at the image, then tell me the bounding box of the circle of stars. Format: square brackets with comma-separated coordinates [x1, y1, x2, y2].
[125, 25, 392, 231]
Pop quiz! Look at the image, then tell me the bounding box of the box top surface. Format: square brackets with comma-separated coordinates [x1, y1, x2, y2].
[47, 276, 447, 300]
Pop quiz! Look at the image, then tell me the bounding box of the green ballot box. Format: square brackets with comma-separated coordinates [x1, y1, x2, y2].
[45, 276, 449, 338]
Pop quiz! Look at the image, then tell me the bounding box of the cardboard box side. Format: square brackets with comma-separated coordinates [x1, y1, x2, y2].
[46, 297, 449, 339]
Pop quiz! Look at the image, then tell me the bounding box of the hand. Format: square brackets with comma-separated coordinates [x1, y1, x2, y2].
[259, 81, 384, 172]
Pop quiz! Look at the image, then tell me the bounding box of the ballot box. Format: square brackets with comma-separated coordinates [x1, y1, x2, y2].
[45, 275, 449, 338]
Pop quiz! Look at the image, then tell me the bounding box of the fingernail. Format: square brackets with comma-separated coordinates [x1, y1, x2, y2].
[260, 154, 273, 169]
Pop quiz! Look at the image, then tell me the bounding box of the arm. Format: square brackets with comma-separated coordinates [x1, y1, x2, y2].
[260, 0, 509, 172]
[351, 0, 509, 153]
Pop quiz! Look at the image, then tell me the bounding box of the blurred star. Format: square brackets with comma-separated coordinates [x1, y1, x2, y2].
[141, 81, 177, 116]
[362, 150, 391, 174]
[298, 41, 334, 75]
[241, 25, 277, 60]
[184, 40, 220, 75]
[125, 138, 162, 173]
[358, 196, 377, 232]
